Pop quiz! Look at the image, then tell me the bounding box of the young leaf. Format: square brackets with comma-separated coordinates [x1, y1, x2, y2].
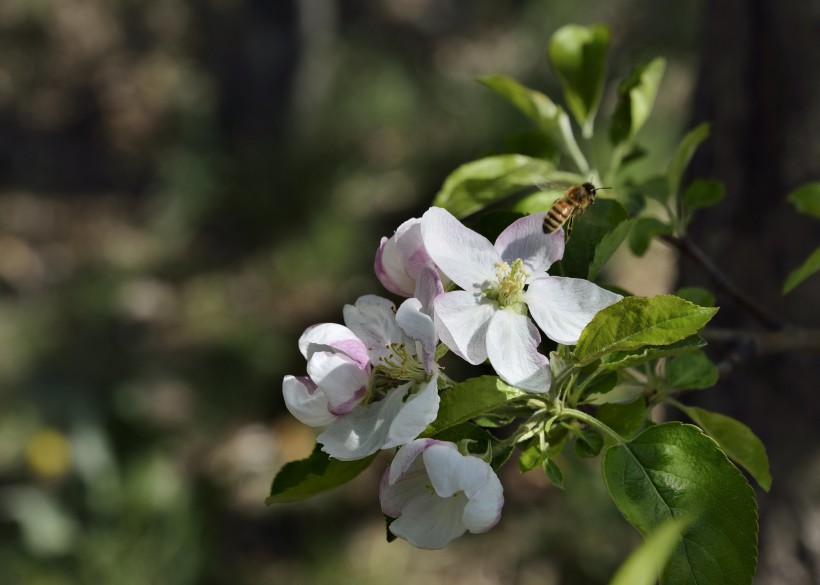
[423, 376, 525, 436]
[675, 287, 715, 307]
[666, 351, 719, 390]
[682, 179, 725, 225]
[433, 155, 555, 219]
[786, 182, 820, 219]
[547, 24, 610, 137]
[608, 515, 693, 585]
[677, 405, 772, 492]
[603, 422, 758, 585]
[599, 335, 706, 371]
[574, 295, 719, 364]
[543, 458, 565, 489]
[782, 246, 820, 294]
[573, 427, 604, 458]
[267, 445, 377, 504]
[610, 57, 666, 146]
[588, 218, 636, 280]
[518, 442, 542, 473]
[628, 216, 673, 257]
[667, 123, 710, 197]
[432, 422, 515, 470]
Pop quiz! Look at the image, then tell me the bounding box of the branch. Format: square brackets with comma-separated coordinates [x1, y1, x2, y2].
[702, 327, 820, 379]
[661, 235, 786, 330]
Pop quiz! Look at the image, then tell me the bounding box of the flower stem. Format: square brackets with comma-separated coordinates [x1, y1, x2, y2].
[560, 407, 625, 445]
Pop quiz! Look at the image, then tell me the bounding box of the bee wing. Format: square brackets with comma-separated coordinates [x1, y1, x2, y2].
[534, 180, 573, 192]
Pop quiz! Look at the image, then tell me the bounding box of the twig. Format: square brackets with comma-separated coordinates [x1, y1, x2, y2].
[702, 327, 820, 379]
[661, 234, 786, 330]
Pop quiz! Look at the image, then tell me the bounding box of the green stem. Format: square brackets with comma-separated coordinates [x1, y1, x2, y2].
[561, 407, 625, 445]
[559, 114, 590, 176]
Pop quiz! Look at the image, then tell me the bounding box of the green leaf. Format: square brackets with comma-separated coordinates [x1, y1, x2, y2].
[556, 198, 630, 279]
[667, 123, 710, 197]
[782, 246, 820, 293]
[575, 295, 718, 364]
[588, 218, 636, 280]
[599, 335, 706, 371]
[266, 445, 377, 504]
[666, 350, 718, 390]
[543, 458, 565, 489]
[635, 175, 670, 205]
[479, 75, 563, 140]
[678, 406, 772, 492]
[603, 422, 758, 585]
[548, 24, 610, 136]
[433, 155, 555, 219]
[683, 179, 725, 225]
[596, 397, 647, 442]
[423, 376, 525, 436]
[608, 515, 694, 585]
[518, 442, 542, 473]
[787, 182, 820, 219]
[579, 369, 618, 400]
[675, 287, 715, 307]
[628, 216, 673, 257]
[610, 58, 666, 146]
[574, 427, 604, 458]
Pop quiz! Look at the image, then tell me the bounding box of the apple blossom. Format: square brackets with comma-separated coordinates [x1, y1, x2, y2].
[374, 217, 445, 316]
[421, 206, 621, 393]
[283, 295, 440, 461]
[380, 439, 504, 549]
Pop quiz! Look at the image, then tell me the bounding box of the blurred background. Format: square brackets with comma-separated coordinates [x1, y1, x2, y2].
[0, 1, 818, 584]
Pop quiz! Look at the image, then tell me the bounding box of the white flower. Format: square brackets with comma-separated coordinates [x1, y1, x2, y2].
[374, 218, 446, 316]
[380, 439, 504, 549]
[421, 207, 622, 393]
[283, 295, 440, 461]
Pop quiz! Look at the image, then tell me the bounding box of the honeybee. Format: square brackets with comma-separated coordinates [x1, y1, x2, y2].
[543, 182, 609, 241]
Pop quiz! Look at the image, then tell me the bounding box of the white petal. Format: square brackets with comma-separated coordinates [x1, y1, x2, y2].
[298, 323, 369, 368]
[486, 309, 551, 393]
[386, 439, 436, 484]
[374, 218, 430, 296]
[282, 375, 335, 427]
[375, 236, 415, 296]
[382, 374, 440, 449]
[396, 298, 438, 372]
[318, 379, 436, 461]
[434, 291, 496, 364]
[494, 212, 565, 275]
[388, 489, 468, 549]
[525, 276, 623, 345]
[343, 295, 404, 363]
[421, 207, 500, 292]
[462, 470, 504, 533]
[422, 442, 472, 497]
[380, 448, 430, 517]
[306, 352, 368, 415]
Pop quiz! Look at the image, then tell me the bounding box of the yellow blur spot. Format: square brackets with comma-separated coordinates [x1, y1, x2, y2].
[25, 429, 71, 479]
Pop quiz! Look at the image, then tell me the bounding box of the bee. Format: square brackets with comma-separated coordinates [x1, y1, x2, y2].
[543, 182, 610, 241]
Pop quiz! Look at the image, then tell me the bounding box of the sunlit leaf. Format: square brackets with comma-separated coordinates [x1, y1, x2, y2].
[599, 335, 706, 371]
[575, 296, 718, 364]
[423, 376, 525, 436]
[608, 515, 694, 585]
[610, 58, 666, 146]
[433, 155, 555, 219]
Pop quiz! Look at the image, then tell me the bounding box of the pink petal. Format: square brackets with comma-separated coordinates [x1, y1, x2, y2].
[494, 212, 565, 276]
[282, 375, 335, 427]
[306, 352, 368, 415]
[298, 323, 369, 368]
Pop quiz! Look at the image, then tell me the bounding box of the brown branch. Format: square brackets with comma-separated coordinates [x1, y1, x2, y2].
[702, 327, 820, 379]
[661, 234, 786, 330]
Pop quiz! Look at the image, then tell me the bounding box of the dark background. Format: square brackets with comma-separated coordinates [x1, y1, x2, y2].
[0, 1, 817, 583]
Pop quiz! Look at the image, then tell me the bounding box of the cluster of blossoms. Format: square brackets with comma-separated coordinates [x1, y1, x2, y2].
[283, 207, 621, 549]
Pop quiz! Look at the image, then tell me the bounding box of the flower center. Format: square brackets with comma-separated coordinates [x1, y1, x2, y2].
[371, 342, 428, 394]
[488, 258, 529, 308]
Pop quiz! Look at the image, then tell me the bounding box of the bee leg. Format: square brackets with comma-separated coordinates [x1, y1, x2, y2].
[565, 215, 575, 243]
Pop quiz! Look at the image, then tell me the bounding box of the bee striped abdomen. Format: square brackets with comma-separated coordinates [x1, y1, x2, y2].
[543, 200, 574, 233]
